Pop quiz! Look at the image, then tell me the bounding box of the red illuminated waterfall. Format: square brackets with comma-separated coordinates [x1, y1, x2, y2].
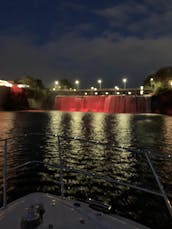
[54, 95, 151, 113]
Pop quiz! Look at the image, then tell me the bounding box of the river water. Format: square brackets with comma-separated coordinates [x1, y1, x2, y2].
[0, 111, 172, 228]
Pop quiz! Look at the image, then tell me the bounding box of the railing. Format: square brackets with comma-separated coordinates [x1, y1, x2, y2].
[0, 134, 172, 219]
[53, 88, 152, 96]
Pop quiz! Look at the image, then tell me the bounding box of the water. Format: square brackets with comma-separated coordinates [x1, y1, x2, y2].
[0, 111, 172, 228]
[54, 95, 151, 113]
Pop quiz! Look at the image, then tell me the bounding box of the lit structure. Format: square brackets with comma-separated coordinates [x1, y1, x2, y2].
[53, 81, 60, 91]
[0, 80, 29, 89]
[75, 80, 79, 90]
[150, 78, 154, 89]
[114, 86, 119, 94]
[0, 80, 13, 87]
[17, 84, 30, 88]
[169, 80, 172, 88]
[140, 86, 144, 95]
[97, 79, 102, 89]
[122, 78, 127, 89]
[54, 95, 152, 113]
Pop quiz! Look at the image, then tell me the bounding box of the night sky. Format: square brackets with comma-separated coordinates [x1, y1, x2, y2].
[1, 0, 172, 88]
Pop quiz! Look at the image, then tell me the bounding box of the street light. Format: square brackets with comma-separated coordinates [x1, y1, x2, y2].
[140, 85, 144, 95]
[122, 78, 127, 89]
[114, 86, 119, 94]
[54, 80, 59, 91]
[150, 78, 154, 89]
[97, 79, 102, 89]
[169, 80, 172, 88]
[75, 80, 79, 90]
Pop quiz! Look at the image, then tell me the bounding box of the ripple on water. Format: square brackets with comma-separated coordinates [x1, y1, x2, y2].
[0, 111, 172, 228]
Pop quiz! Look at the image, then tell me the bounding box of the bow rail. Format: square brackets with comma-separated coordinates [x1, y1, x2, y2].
[0, 134, 172, 219]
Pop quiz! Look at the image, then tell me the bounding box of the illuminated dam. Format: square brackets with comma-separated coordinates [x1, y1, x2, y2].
[54, 95, 151, 113]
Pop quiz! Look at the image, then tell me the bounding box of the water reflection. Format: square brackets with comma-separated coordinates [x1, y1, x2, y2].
[0, 112, 15, 137]
[164, 116, 172, 153]
[132, 114, 166, 150]
[93, 113, 105, 141]
[115, 114, 132, 147]
[0, 111, 171, 228]
[81, 113, 94, 140]
[49, 111, 63, 135]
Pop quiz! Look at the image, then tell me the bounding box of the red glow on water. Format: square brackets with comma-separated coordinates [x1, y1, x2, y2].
[54, 95, 151, 113]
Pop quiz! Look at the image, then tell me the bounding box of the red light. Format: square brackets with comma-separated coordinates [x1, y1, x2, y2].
[54, 96, 151, 113]
[10, 85, 23, 93]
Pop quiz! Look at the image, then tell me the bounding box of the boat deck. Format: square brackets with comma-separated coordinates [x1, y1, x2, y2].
[0, 192, 149, 229]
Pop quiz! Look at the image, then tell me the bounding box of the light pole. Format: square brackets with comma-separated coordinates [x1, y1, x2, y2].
[54, 81, 59, 90]
[150, 78, 154, 89]
[140, 85, 144, 95]
[75, 80, 79, 90]
[114, 86, 119, 94]
[169, 80, 172, 88]
[122, 78, 127, 89]
[97, 79, 102, 89]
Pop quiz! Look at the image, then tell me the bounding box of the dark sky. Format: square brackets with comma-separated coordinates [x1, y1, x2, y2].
[1, 0, 172, 88]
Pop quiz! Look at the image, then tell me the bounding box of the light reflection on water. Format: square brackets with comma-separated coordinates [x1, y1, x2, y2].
[0, 111, 172, 228]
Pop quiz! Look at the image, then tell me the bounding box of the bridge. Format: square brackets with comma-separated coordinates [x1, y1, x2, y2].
[53, 88, 152, 96]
